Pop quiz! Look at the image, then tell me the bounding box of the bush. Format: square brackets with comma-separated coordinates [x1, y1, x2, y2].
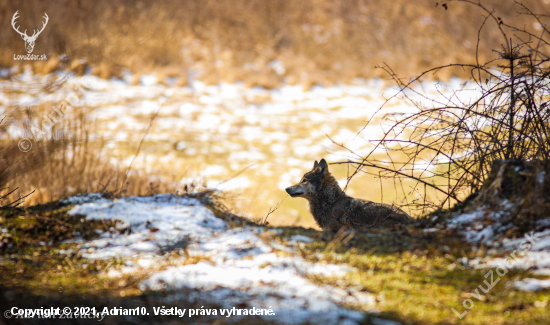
[339, 0, 550, 214]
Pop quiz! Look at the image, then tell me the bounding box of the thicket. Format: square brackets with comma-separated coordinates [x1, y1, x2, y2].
[340, 0, 550, 215]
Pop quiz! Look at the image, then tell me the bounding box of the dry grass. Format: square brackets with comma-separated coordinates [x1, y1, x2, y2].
[0, 72, 472, 226]
[0, 76, 181, 207]
[2, 0, 549, 223]
[1, 0, 548, 85]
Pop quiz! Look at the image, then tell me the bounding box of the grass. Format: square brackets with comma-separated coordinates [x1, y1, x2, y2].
[0, 194, 289, 325]
[0, 72, 463, 228]
[0, 78, 185, 208]
[317, 250, 548, 324]
[0, 201, 127, 297]
[1, 198, 549, 324]
[281, 226, 550, 325]
[1, 0, 548, 85]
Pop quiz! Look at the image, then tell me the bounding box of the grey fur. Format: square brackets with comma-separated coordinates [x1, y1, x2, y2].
[286, 159, 412, 231]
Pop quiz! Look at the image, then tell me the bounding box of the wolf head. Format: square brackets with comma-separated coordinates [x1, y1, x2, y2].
[285, 159, 332, 199]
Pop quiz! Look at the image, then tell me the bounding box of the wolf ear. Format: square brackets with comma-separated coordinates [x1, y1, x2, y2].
[318, 159, 328, 175]
[313, 160, 319, 169]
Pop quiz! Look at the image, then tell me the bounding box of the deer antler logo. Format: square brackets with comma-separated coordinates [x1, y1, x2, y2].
[11, 10, 49, 54]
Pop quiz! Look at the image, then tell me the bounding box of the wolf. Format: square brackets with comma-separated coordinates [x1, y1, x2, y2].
[285, 159, 412, 231]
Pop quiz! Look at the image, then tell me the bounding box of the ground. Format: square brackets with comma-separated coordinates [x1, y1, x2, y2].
[1, 192, 549, 325]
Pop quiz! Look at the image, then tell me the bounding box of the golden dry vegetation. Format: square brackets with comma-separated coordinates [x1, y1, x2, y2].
[1, 0, 548, 85]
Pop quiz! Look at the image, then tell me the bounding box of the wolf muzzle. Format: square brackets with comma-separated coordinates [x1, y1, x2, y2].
[285, 186, 305, 197]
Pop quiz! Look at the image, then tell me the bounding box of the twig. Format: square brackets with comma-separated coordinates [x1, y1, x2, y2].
[3, 189, 36, 207]
[263, 195, 287, 225]
[120, 102, 165, 193]
[215, 163, 258, 188]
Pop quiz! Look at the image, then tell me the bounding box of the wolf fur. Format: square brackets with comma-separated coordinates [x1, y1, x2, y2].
[285, 159, 412, 231]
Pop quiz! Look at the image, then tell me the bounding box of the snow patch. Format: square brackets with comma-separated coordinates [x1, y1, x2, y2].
[514, 278, 550, 291]
[289, 235, 314, 243]
[63, 194, 384, 324]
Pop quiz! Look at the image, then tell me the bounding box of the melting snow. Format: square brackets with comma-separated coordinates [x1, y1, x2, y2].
[514, 278, 550, 292]
[64, 194, 384, 324]
[289, 235, 314, 243]
[446, 207, 550, 292]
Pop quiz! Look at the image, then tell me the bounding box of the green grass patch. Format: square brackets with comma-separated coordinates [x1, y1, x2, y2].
[293, 228, 550, 325]
[1, 198, 549, 325]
